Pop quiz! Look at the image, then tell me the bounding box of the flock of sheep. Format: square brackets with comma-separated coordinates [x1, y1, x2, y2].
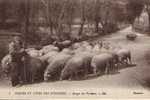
[1, 40, 132, 84]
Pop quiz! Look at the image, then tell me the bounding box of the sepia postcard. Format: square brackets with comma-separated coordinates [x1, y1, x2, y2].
[0, 0, 150, 99]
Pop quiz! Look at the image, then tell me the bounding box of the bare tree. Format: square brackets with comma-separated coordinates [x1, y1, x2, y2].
[143, 0, 150, 29]
[126, 0, 144, 25]
[0, 0, 10, 28]
[63, 0, 76, 33]
[78, 0, 87, 36]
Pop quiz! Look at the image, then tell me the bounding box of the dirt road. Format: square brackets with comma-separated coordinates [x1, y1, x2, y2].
[1, 26, 150, 98]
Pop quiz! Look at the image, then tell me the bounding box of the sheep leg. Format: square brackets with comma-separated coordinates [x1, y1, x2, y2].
[114, 62, 119, 72]
[105, 63, 108, 74]
[105, 62, 109, 74]
[107, 60, 114, 74]
[128, 54, 132, 65]
[68, 76, 72, 81]
[74, 71, 82, 80]
[121, 57, 127, 65]
[69, 73, 75, 80]
[31, 73, 35, 83]
[59, 76, 63, 81]
[118, 57, 124, 65]
[111, 60, 115, 73]
[94, 67, 98, 75]
[91, 63, 97, 74]
[75, 71, 79, 80]
[111, 61, 115, 73]
[124, 58, 128, 65]
[107, 61, 112, 74]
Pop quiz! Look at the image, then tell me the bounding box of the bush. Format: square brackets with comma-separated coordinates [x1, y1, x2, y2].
[26, 32, 41, 45]
[104, 23, 119, 33]
[0, 45, 8, 61]
[40, 35, 56, 46]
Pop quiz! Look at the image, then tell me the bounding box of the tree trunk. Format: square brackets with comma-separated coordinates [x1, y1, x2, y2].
[95, 21, 99, 33]
[78, 19, 85, 36]
[68, 23, 72, 33]
[57, 1, 67, 39]
[0, 1, 8, 29]
[78, 1, 86, 37]
[47, 0, 54, 35]
[148, 13, 150, 30]
[23, 0, 30, 42]
[50, 23, 53, 35]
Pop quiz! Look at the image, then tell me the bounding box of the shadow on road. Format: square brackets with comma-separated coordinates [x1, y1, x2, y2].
[70, 63, 137, 82]
[118, 63, 137, 71]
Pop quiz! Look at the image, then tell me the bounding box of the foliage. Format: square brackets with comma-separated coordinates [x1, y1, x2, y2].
[0, 0, 140, 44]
